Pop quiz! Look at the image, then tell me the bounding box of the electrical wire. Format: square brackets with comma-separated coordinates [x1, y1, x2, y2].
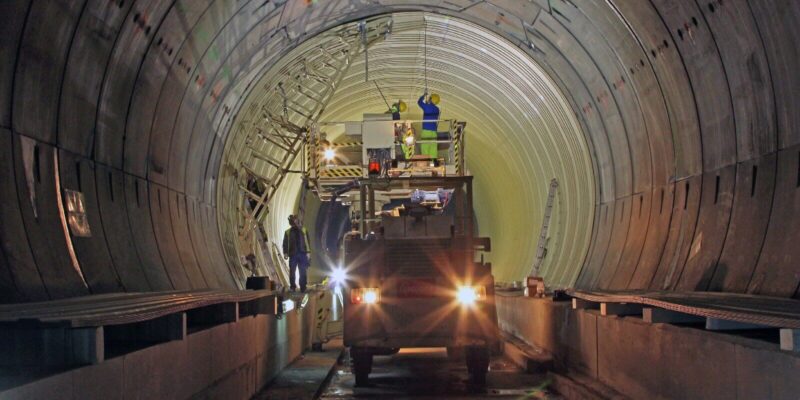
[423, 15, 428, 93]
[373, 81, 391, 110]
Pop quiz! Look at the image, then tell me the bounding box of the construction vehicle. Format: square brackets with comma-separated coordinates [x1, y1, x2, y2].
[307, 114, 499, 386]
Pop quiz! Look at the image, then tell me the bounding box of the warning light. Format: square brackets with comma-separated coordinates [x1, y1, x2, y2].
[368, 159, 381, 175]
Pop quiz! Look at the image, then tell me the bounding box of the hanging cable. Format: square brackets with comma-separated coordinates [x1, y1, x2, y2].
[359, 20, 368, 82]
[373, 81, 391, 110]
[423, 15, 428, 93]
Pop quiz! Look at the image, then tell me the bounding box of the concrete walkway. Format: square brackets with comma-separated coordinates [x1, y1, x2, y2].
[252, 338, 344, 400]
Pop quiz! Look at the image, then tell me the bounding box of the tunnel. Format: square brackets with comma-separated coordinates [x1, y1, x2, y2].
[0, 1, 799, 399]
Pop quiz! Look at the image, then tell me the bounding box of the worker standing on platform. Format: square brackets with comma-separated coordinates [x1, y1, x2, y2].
[282, 215, 311, 292]
[417, 92, 440, 158]
[388, 100, 415, 160]
[388, 100, 407, 121]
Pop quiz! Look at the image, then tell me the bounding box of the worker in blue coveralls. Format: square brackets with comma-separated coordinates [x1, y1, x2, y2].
[282, 214, 311, 292]
[417, 92, 440, 158]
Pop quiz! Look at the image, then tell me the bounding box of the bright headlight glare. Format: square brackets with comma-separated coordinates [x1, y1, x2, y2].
[404, 135, 415, 146]
[456, 285, 486, 305]
[351, 288, 380, 305]
[323, 147, 336, 161]
[330, 267, 347, 285]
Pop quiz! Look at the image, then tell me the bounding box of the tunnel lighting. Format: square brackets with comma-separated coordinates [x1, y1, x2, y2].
[330, 267, 347, 286]
[323, 147, 336, 162]
[282, 298, 295, 312]
[456, 285, 486, 306]
[351, 288, 380, 305]
[404, 134, 415, 146]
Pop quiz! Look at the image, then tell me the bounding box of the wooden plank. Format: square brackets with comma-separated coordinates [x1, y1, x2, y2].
[600, 303, 642, 316]
[642, 308, 704, 324]
[780, 329, 799, 352]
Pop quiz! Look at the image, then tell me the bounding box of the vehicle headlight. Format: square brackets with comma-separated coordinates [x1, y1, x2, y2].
[456, 285, 486, 306]
[330, 267, 347, 286]
[351, 288, 380, 305]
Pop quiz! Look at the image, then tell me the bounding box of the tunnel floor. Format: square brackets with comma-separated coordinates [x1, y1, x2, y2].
[319, 348, 558, 399]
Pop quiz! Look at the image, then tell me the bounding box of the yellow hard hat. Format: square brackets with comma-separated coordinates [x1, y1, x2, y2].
[397, 100, 407, 112]
[430, 93, 440, 105]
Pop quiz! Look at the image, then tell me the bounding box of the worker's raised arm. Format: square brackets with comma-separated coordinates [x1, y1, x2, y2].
[418, 95, 426, 108]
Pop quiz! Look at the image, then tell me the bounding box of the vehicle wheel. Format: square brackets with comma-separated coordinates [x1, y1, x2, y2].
[465, 345, 489, 385]
[351, 348, 373, 387]
[446, 346, 464, 361]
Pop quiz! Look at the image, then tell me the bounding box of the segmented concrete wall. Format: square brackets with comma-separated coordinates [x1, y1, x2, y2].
[0, 0, 798, 302]
[496, 295, 800, 400]
[0, 299, 316, 400]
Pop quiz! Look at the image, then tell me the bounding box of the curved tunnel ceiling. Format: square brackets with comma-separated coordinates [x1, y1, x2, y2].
[0, 0, 798, 303]
[221, 12, 594, 285]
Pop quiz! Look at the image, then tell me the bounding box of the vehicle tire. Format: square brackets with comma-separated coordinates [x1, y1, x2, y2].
[465, 345, 489, 385]
[446, 346, 464, 361]
[351, 347, 373, 387]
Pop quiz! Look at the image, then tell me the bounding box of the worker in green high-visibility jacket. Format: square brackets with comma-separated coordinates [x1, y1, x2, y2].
[417, 92, 440, 159]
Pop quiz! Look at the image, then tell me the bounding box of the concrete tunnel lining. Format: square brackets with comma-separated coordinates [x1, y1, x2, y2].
[0, 0, 799, 303]
[219, 12, 594, 286]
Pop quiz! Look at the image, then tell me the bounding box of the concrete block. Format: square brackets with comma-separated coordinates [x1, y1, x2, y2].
[183, 328, 213, 398]
[154, 336, 186, 399]
[228, 317, 257, 370]
[560, 309, 598, 378]
[121, 345, 159, 399]
[0, 369, 73, 400]
[203, 364, 253, 400]
[780, 329, 800, 352]
[71, 327, 104, 365]
[122, 337, 185, 399]
[597, 317, 737, 400]
[72, 356, 123, 399]
[254, 315, 269, 355]
[735, 342, 800, 399]
[209, 323, 233, 383]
